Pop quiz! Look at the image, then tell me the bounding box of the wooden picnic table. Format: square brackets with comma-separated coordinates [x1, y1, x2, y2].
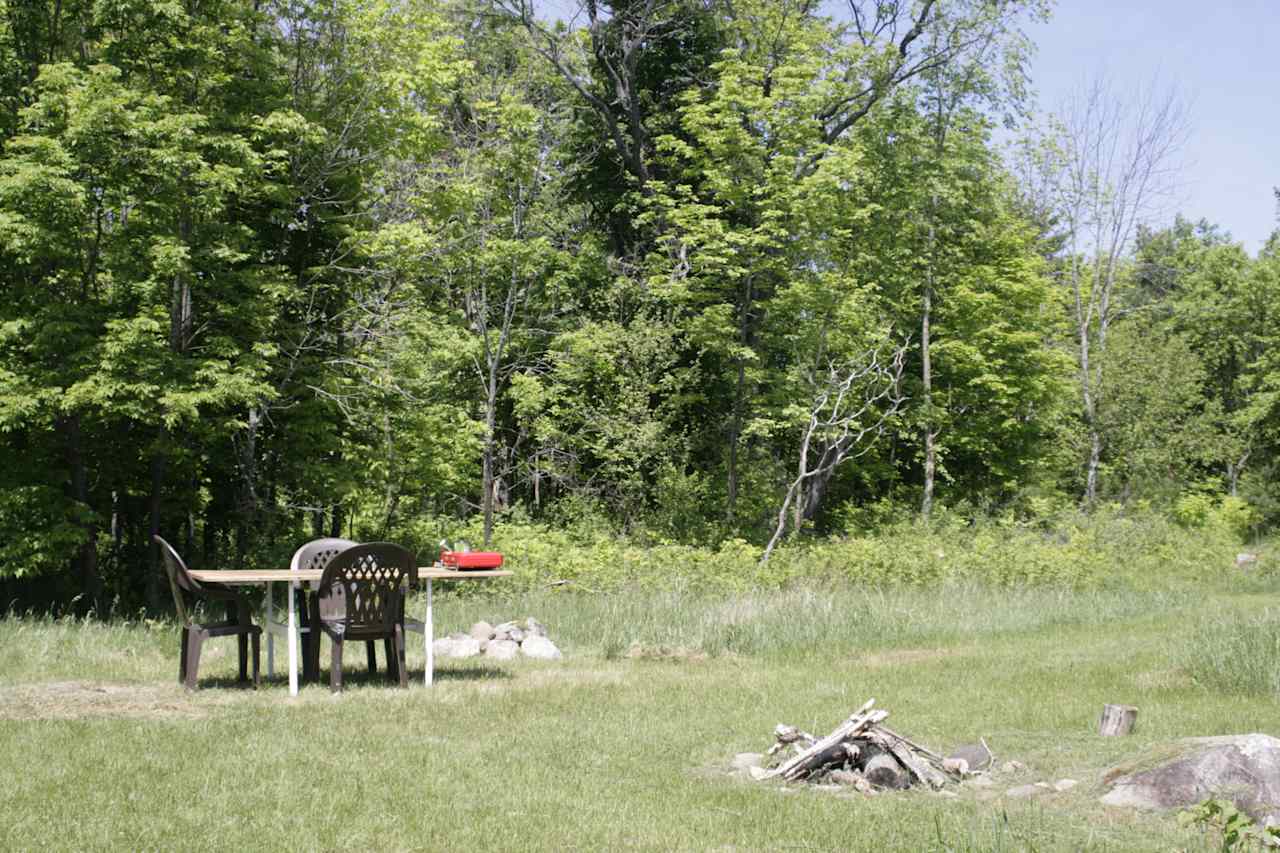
[189, 567, 512, 696]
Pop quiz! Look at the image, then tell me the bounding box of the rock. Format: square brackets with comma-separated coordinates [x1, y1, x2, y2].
[508, 627, 526, 644]
[525, 617, 548, 637]
[520, 635, 562, 660]
[1100, 734, 1280, 825]
[1006, 784, 1047, 799]
[492, 621, 519, 640]
[748, 766, 771, 781]
[1053, 779, 1079, 792]
[469, 621, 493, 642]
[999, 760, 1026, 774]
[948, 742, 994, 772]
[447, 631, 469, 641]
[484, 639, 519, 660]
[829, 769, 862, 786]
[969, 775, 995, 788]
[943, 758, 970, 775]
[732, 753, 764, 772]
[433, 636, 481, 658]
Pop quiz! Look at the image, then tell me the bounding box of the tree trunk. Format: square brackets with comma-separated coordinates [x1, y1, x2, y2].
[1099, 704, 1138, 736]
[147, 451, 166, 613]
[921, 277, 935, 521]
[61, 415, 102, 615]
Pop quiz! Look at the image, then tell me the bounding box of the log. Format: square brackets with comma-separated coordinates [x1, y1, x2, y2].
[770, 699, 887, 781]
[862, 750, 909, 790]
[869, 729, 948, 788]
[1099, 703, 1138, 736]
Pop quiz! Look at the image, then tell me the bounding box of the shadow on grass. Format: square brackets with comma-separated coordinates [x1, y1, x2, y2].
[225, 663, 514, 691]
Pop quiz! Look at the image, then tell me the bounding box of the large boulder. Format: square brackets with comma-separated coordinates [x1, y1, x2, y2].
[1101, 734, 1280, 824]
[520, 635, 562, 660]
[433, 636, 482, 659]
[484, 639, 520, 660]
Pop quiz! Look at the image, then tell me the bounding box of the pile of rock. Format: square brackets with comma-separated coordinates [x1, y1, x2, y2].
[432, 617, 562, 661]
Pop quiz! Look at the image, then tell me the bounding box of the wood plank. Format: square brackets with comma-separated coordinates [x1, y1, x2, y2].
[770, 700, 888, 781]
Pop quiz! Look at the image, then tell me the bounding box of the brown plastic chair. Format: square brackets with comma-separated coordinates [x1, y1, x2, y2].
[154, 535, 261, 690]
[284, 537, 359, 683]
[308, 542, 416, 693]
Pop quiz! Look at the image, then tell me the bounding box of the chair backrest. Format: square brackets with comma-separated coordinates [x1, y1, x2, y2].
[154, 535, 201, 626]
[289, 537, 358, 574]
[315, 543, 416, 634]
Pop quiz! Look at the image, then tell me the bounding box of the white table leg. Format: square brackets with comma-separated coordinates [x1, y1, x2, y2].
[288, 578, 299, 696]
[424, 578, 434, 687]
[266, 581, 275, 678]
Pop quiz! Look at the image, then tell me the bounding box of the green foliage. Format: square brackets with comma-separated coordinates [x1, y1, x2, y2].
[1179, 798, 1280, 851]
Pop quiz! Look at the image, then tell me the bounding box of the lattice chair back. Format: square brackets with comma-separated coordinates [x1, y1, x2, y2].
[154, 535, 202, 627]
[316, 543, 416, 637]
[289, 537, 358, 574]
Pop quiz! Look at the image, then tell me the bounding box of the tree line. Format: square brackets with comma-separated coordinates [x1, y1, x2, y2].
[1, 0, 1277, 611]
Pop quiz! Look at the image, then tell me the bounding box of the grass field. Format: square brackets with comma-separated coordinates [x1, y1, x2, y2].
[1, 581, 1278, 851]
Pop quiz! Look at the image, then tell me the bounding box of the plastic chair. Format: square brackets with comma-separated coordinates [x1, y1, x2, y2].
[277, 538, 357, 683]
[154, 535, 260, 690]
[309, 543, 416, 693]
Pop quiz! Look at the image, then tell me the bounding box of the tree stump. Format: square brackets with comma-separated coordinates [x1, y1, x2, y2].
[1099, 704, 1138, 736]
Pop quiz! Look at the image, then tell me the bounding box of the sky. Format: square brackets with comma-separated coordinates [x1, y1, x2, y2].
[1025, 0, 1279, 254]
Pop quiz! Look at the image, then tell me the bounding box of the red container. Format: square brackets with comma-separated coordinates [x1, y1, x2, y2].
[439, 550, 503, 570]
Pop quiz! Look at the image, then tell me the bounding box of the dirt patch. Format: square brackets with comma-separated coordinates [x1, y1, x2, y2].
[0, 681, 209, 721]
[857, 647, 968, 668]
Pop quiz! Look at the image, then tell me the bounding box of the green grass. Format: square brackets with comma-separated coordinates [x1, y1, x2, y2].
[1, 582, 1278, 851]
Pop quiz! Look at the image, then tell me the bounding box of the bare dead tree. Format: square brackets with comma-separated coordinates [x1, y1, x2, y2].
[761, 341, 907, 565]
[1028, 77, 1188, 504]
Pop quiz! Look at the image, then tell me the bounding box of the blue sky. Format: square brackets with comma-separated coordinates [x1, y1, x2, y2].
[1025, 0, 1278, 254]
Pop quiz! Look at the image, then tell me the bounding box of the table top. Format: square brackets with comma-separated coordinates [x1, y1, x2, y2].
[189, 567, 512, 584]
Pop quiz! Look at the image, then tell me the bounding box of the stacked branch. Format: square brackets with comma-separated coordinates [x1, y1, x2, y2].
[761, 698, 958, 789]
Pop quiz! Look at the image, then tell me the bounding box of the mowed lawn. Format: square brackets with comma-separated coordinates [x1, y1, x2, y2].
[1, 584, 1277, 851]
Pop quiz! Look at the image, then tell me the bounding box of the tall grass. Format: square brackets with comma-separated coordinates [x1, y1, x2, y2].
[1181, 609, 1280, 696]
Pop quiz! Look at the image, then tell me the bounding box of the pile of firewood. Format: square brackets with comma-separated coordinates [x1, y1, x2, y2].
[753, 698, 968, 791]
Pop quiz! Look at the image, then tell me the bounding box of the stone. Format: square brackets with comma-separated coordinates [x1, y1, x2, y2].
[969, 775, 995, 788]
[469, 621, 493, 642]
[484, 639, 519, 660]
[520, 635, 562, 660]
[748, 766, 771, 781]
[829, 769, 862, 786]
[525, 617, 548, 637]
[999, 760, 1026, 774]
[1006, 784, 1047, 799]
[1053, 779, 1079, 792]
[492, 621, 519, 639]
[447, 631, 469, 641]
[732, 753, 764, 772]
[943, 758, 970, 775]
[508, 627, 526, 644]
[948, 742, 994, 772]
[433, 636, 481, 658]
[1100, 734, 1280, 825]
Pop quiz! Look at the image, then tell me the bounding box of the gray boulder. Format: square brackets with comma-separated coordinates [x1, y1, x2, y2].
[469, 621, 493, 642]
[1100, 734, 1280, 824]
[484, 639, 520, 660]
[520, 635, 562, 660]
[948, 742, 994, 773]
[524, 617, 548, 638]
[433, 636, 482, 658]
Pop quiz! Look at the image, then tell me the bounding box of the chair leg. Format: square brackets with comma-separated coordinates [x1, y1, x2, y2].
[366, 640, 377, 675]
[184, 629, 205, 691]
[250, 632, 260, 688]
[178, 627, 189, 685]
[330, 636, 344, 694]
[238, 632, 249, 682]
[394, 625, 407, 688]
[384, 637, 397, 682]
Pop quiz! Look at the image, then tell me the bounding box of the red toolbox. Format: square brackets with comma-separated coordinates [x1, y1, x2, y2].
[439, 550, 504, 570]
